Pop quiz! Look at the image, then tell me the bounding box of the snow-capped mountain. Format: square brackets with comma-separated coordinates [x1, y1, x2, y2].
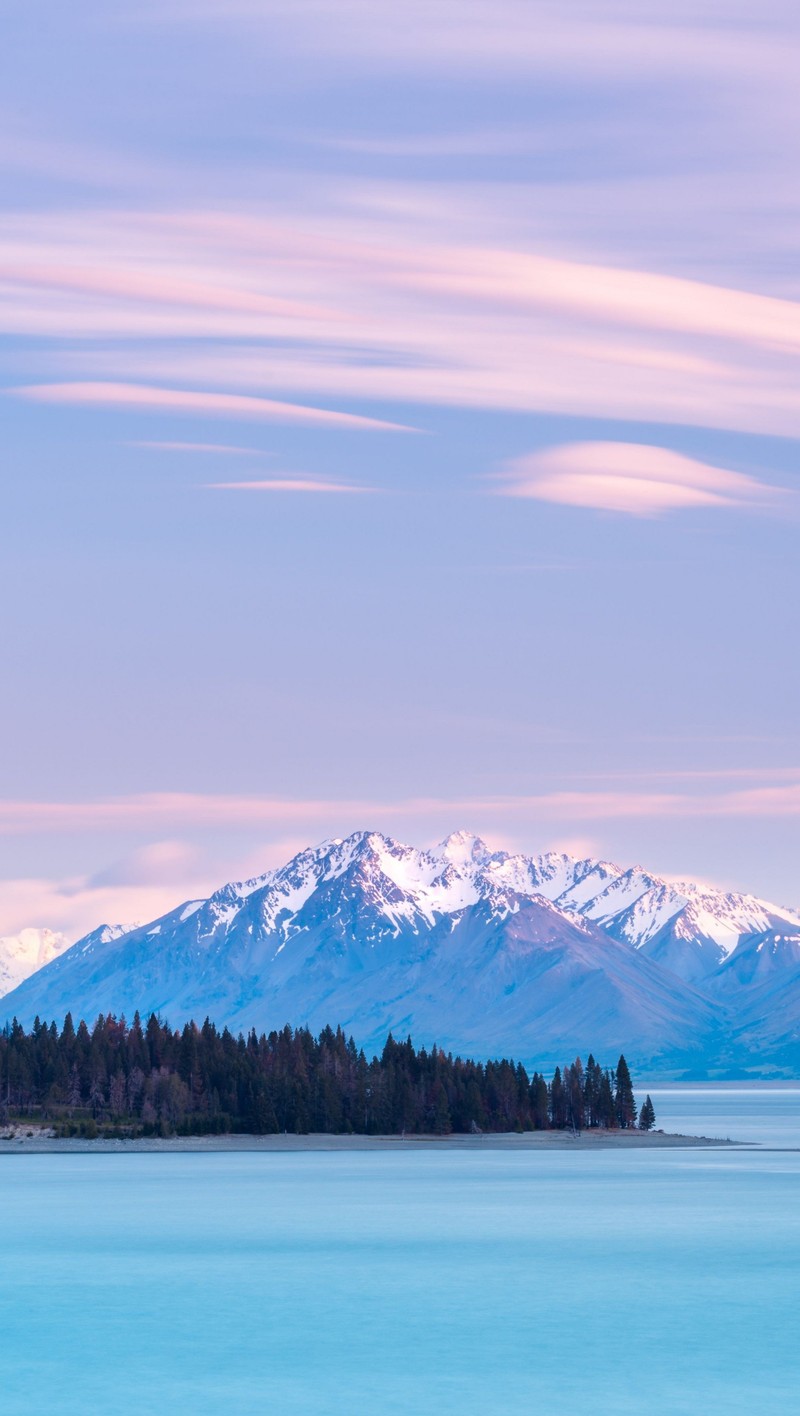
[2, 831, 799, 1074]
[0, 927, 71, 997]
[560, 866, 800, 985]
[0, 923, 132, 1002]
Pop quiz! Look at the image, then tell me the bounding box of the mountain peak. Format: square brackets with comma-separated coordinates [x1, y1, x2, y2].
[434, 830, 493, 868]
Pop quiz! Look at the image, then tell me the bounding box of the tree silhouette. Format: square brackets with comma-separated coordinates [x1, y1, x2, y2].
[0, 1015, 641, 1139]
[614, 1054, 637, 1129]
[638, 1095, 656, 1131]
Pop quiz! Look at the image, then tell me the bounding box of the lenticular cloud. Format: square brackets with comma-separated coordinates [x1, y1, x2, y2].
[497, 441, 779, 517]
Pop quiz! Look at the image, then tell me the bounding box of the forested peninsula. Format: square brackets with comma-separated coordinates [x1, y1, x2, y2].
[0, 1014, 656, 1139]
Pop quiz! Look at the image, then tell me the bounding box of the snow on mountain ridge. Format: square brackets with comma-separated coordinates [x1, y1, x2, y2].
[433, 830, 493, 869]
[4, 831, 798, 1009]
[130, 830, 800, 967]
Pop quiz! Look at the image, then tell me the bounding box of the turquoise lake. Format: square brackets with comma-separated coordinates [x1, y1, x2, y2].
[2, 1089, 799, 1415]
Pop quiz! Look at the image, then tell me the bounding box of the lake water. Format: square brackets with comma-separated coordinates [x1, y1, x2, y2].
[644, 1084, 800, 1148]
[2, 1089, 799, 1415]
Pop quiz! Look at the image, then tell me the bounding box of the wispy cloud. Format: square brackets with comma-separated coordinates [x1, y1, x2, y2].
[130, 440, 267, 455]
[0, 838, 302, 942]
[574, 766, 800, 783]
[317, 128, 548, 158]
[207, 477, 374, 493]
[5, 207, 800, 438]
[13, 381, 415, 433]
[0, 253, 331, 323]
[0, 782, 798, 839]
[136, 1, 800, 87]
[0, 873, 202, 945]
[495, 442, 784, 517]
[0, 837, 331, 940]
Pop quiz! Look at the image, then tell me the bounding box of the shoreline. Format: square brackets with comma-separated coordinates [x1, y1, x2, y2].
[0, 1128, 738, 1154]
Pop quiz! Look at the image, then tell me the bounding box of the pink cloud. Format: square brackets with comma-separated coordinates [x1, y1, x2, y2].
[0, 875, 201, 944]
[408, 248, 800, 351]
[13, 381, 415, 433]
[0, 839, 304, 941]
[4, 203, 800, 437]
[496, 442, 781, 516]
[89, 840, 203, 888]
[0, 257, 334, 322]
[544, 835, 602, 860]
[0, 782, 798, 840]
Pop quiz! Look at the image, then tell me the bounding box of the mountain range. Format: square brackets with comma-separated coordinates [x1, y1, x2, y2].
[0, 927, 70, 998]
[3, 830, 800, 1075]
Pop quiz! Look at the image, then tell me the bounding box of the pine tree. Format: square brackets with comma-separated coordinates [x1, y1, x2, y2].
[566, 1057, 585, 1132]
[549, 1066, 566, 1128]
[614, 1054, 637, 1129]
[639, 1095, 656, 1131]
[430, 1080, 452, 1134]
[530, 1073, 549, 1130]
[0, 1012, 653, 1141]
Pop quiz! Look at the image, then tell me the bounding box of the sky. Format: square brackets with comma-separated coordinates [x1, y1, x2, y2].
[1, 0, 799, 938]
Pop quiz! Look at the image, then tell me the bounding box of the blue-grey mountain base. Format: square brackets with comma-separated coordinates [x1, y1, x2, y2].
[4, 832, 799, 1077]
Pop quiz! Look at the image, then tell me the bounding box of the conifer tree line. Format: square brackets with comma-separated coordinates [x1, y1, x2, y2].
[0, 1014, 656, 1138]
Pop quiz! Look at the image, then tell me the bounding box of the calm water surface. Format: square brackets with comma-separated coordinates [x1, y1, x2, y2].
[644, 1084, 800, 1147]
[2, 1088, 799, 1415]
